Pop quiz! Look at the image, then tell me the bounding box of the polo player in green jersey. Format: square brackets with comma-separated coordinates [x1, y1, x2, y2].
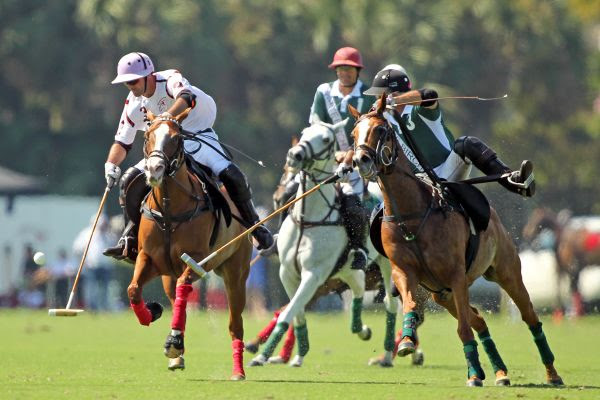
[364, 64, 535, 197]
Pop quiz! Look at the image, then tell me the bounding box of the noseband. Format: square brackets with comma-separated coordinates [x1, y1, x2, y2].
[144, 116, 185, 177]
[294, 135, 335, 174]
[354, 114, 398, 177]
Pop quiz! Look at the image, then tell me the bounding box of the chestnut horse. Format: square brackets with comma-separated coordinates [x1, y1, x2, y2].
[523, 207, 600, 317]
[349, 98, 563, 387]
[127, 109, 252, 380]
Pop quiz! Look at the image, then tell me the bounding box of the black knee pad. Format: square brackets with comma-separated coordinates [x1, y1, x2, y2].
[453, 136, 497, 166]
[119, 167, 145, 206]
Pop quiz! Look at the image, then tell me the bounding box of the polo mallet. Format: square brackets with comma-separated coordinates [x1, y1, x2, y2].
[181, 174, 340, 276]
[386, 94, 508, 110]
[48, 185, 111, 317]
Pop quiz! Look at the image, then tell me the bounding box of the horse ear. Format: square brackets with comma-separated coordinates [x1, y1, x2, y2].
[174, 107, 192, 123]
[376, 94, 387, 114]
[348, 104, 361, 119]
[291, 135, 299, 146]
[146, 111, 156, 122]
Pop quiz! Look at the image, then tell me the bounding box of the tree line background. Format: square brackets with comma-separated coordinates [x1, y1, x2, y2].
[1, 0, 599, 234]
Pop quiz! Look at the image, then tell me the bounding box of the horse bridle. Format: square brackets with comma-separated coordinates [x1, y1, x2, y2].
[144, 116, 186, 177]
[294, 134, 335, 175]
[354, 114, 399, 179]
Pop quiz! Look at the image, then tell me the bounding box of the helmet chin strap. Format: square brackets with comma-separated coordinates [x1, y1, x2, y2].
[143, 76, 148, 95]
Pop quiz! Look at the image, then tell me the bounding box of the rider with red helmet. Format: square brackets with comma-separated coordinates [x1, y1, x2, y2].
[306, 47, 376, 270]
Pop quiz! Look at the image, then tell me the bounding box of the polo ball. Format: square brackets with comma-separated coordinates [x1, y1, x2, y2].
[33, 251, 46, 266]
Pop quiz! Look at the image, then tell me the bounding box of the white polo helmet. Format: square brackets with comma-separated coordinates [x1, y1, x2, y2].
[111, 52, 154, 84]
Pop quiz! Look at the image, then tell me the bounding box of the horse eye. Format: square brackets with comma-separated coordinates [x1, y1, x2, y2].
[323, 136, 330, 144]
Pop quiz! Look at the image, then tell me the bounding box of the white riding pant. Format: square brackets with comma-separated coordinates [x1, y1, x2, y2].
[134, 128, 232, 175]
[433, 151, 472, 181]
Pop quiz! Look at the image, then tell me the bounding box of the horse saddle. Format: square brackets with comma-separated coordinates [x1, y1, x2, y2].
[441, 181, 490, 233]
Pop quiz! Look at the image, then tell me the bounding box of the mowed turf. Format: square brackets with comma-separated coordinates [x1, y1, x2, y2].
[1, 308, 599, 399]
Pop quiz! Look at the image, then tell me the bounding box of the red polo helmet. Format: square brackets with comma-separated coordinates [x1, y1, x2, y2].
[328, 47, 365, 69]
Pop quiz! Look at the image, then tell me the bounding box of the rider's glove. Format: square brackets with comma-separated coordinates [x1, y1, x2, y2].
[104, 162, 122, 189]
[335, 163, 353, 179]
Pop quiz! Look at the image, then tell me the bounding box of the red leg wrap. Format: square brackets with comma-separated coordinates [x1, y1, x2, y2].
[131, 300, 152, 326]
[171, 284, 193, 332]
[232, 339, 245, 377]
[279, 324, 295, 362]
[257, 309, 282, 343]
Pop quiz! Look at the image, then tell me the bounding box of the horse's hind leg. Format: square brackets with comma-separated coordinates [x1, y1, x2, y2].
[369, 260, 399, 367]
[128, 250, 161, 326]
[221, 250, 250, 381]
[432, 293, 509, 385]
[494, 260, 564, 385]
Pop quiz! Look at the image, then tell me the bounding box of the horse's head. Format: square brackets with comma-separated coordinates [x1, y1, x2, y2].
[350, 95, 397, 181]
[522, 207, 561, 243]
[286, 121, 341, 175]
[144, 109, 192, 186]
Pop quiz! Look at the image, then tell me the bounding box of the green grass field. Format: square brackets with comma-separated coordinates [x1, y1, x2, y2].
[1, 309, 599, 399]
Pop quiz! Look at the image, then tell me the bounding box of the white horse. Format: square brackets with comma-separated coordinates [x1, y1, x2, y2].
[250, 122, 424, 367]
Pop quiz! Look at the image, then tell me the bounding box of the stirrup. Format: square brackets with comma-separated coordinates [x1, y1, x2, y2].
[103, 238, 127, 260]
[506, 160, 535, 197]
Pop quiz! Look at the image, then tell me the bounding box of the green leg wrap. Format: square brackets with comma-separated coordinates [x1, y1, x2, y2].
[464, 339, 486, 380]
[529, 322, 555, 364]
[294, 324, 309, 357]
[384, 311, 397, 352]
[478, 329, 507, 373]
[383, 311, 396, 351]
[261, 321, 289, 359]
[351, 297, 363, 334]
[401, 311, 419, 341]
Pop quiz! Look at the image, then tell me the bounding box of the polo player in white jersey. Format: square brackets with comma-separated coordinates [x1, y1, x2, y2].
[103, 52, 273, 260]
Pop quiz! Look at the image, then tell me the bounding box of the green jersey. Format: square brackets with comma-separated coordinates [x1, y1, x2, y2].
[384, 104, 455, 173]
[309, 79, 376, 145]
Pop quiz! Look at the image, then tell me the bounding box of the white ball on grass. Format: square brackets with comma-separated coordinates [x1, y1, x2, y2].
[33, 251, 46, 266]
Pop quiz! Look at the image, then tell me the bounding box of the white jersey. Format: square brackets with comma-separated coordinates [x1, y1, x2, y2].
[114, 69, 217, 146]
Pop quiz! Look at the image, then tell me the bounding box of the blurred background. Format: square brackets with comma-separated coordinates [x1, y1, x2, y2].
[0, 0, 599, 316]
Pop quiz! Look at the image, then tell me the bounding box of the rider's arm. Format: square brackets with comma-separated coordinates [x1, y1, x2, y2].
[106, 142, 128, 166]
[390, 88, 439, 110]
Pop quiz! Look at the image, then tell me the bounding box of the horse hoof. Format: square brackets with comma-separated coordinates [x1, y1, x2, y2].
[267, 356, 288, 364]
[548, 376, 564, 386]
[244, 340, 260, 354]
[358, 325, 372, 341]
[397, 341, 415, 357]
[467, 377, 483, 387]
[368, 356, 393, 367]
[495, 377, 511, 386]
[289, 355, 303, 367]
[230, 373, 246, 381]
[248, 354, 267, 367]
[168, 356, 185, 371]
[411, 349, 424, 366]
[164, 334, 184, 358]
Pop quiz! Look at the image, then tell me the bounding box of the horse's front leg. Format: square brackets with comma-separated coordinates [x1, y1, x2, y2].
[128, 250, 162, 326]
[390, 264, 421, 357]
[337, 268, 372, 340]
[163, 265, 201, 371]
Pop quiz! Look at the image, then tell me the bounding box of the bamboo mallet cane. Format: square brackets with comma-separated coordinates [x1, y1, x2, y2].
[181, 174, 340, 276]
[48, 185, 111, 317]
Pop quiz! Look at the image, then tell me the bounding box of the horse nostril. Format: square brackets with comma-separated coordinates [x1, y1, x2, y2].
[294, 153, 302, 161]
[360, 154, 371, 164]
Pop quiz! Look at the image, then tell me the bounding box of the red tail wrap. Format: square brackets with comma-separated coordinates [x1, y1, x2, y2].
[171, 284, 193, 332]
[131, 300, 152, 326]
